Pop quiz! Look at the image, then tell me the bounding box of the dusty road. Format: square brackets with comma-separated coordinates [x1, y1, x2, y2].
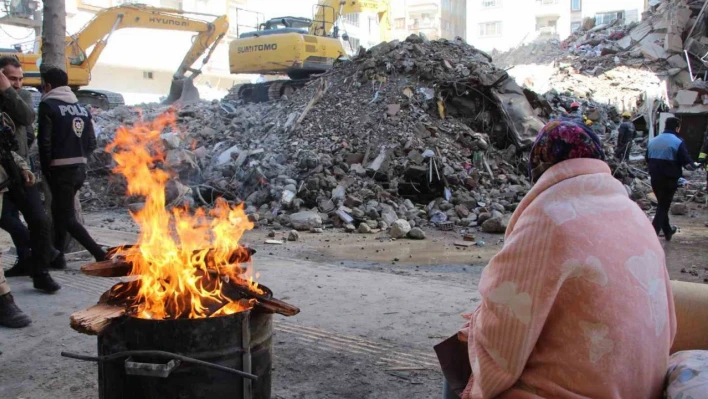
[1, 201, 706, 398]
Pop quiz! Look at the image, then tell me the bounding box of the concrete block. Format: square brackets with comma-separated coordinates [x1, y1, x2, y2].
[617, 35, 633, 50]
[675, 90, 698, 106]
[640, 33, 665, 45]
[667, 54, 688, 69]
[641, 41, 669, 60]
[672, 71, 693, 89]
[664, 33, 684, 53]
[630, 20, 653, 42]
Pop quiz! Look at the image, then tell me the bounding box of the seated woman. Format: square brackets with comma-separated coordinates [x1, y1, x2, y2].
[440, 120, 676, 398]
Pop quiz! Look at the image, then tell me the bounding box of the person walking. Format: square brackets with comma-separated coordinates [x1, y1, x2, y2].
[646, 117, 697, 241]
[615, 111, 636, 161]
[37, 67, 106, 265]
[0, 56, 59, 292]
[0, 140, 40, 327]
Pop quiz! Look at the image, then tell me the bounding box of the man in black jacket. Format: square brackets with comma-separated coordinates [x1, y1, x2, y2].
[38, 68, 106, 265]
[0, 56, 59, 292]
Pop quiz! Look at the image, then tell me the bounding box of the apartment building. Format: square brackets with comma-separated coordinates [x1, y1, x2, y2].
[467, 0, 646, 52]
[389, 0, 466, 41]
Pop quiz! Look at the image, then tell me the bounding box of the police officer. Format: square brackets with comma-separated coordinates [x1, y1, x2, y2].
[646, 117, 698, 240]
[38, 67, 106, 265]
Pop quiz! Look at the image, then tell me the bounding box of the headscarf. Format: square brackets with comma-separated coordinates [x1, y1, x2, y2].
[529, 119, 605, 182]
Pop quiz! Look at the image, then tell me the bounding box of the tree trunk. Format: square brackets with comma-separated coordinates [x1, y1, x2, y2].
[40, 0, 66, 72]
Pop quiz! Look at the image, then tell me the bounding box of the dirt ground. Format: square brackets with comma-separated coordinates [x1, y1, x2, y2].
[0, 199, 706, 399]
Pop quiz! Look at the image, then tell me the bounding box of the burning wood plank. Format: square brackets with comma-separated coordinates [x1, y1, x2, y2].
[81, 260, 132, 277]
[70, 304, 126, 335]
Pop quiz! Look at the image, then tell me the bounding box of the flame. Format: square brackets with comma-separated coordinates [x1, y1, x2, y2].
[106, 109, 260, 319]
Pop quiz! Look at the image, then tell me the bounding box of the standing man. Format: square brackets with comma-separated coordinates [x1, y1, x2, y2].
[0, 150, 36, 327]
[646, 117, 697, 240]
[615, 112, 636, 161]
[0, 56, 59, 292]
[38, 67, 106, 264]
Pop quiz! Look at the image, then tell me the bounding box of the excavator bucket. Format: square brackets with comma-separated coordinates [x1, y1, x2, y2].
[163, 77, 201, 105]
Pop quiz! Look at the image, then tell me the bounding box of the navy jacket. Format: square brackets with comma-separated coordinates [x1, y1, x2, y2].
[37, 87, 96, 177]
[646, 130, 693, 181]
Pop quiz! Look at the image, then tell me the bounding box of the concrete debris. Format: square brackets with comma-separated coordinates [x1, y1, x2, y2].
[86, 35, 543, 236]
[671, 202, 689, 215]
[407, 227, 426, 240]
[288, 230, 300, 242]
[481, 217, 506, 234]
[390, 219, 411, 239]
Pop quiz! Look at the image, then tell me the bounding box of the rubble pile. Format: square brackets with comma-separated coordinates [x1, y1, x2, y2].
[88, 35, 551, 236]
[495, 0, 704, 103]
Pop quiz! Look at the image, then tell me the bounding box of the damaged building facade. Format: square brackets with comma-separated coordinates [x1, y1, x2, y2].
[467, 0, 647, 51]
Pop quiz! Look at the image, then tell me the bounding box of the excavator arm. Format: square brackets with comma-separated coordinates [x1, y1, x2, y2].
[65, 4, 229, 104]
[310, 0, 391, 42]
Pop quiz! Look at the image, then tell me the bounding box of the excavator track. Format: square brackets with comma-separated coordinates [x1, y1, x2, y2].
[75, 89, 125, 110]
[235, 79, 309, 103]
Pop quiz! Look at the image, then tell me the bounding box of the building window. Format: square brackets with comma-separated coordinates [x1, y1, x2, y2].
[343, 13, 360, 27]
[479, 21, 502, 37]
[482, 0, 500, 7]
[143, 71, 154, 80]
[571, 0, 581, 11]
[595, 11, 625, 25]
[394, 18, 405, 29]
[571, 21, 581, 31]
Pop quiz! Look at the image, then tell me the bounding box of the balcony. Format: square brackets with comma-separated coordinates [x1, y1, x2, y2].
[407, 0, 439, 13]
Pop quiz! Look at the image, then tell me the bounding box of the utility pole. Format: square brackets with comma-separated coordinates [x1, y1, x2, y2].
[40, 0, 66, 72]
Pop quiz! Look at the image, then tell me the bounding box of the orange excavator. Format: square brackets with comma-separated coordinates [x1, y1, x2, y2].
[0, 4, 229, 109]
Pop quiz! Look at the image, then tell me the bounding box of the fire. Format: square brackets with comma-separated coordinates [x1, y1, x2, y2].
[106, 109, 260, 320]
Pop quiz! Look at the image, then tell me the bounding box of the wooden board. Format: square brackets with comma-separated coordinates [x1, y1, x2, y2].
[70, 303, 126, 335]
[81, 260, 132, 277]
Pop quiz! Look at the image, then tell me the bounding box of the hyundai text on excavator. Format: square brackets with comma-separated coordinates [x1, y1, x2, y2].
[229, 0, 390, 103]
[0, 4, 229, 109]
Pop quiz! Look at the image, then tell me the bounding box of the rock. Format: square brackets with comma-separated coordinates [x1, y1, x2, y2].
[403, 199, 415, 210]
[390, 219, 411, 238]
[267, 230, 276, 238]
[215, 144, 240, 166]
[345, 195, 363, 208]
[477, 212, 492, 224]
[128, 202, 145, 213]
[636, 199, 652, 211]
[378, 221, 389, 230]
[287, 230, 300, 241]
[407, 227, 426, 240]
[670, 203, 688, 215]
[344, 223, 356, 233]
[491, 203, 505, 213]
[358, 223, 372, 234]
[161, 133, 181, 150]
[289, 212, 323, 231]
[311, 227, 324, 233]
[455, 204, 470, 218]
[381, 208, 398, 226]
[481, 217, 506, 234]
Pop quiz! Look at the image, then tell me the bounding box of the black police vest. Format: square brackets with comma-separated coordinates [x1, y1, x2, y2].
[42, 99, 92, 165]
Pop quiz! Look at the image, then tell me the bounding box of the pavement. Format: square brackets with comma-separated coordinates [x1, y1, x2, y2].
[0, 223, 482, 399]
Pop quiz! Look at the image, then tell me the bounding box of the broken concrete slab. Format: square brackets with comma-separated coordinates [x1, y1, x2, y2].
[667, 54, 688, 69]
[664, 33, 683, 53]
[630, 20, 653, 42]
[641, 41, 669, 61]
[676, 90, 699, 106]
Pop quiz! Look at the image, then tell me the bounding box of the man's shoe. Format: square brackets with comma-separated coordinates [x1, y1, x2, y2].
[32, 271, 61, 293]
[666, 226, 679, 241]
[4, 258, 32, 277]
[50, 254, 67, 270]
[0, 293, 31, 328]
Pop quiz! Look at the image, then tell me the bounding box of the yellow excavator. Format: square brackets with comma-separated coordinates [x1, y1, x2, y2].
[229, 0, 390, 102]
[0, 4, 229, 109]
